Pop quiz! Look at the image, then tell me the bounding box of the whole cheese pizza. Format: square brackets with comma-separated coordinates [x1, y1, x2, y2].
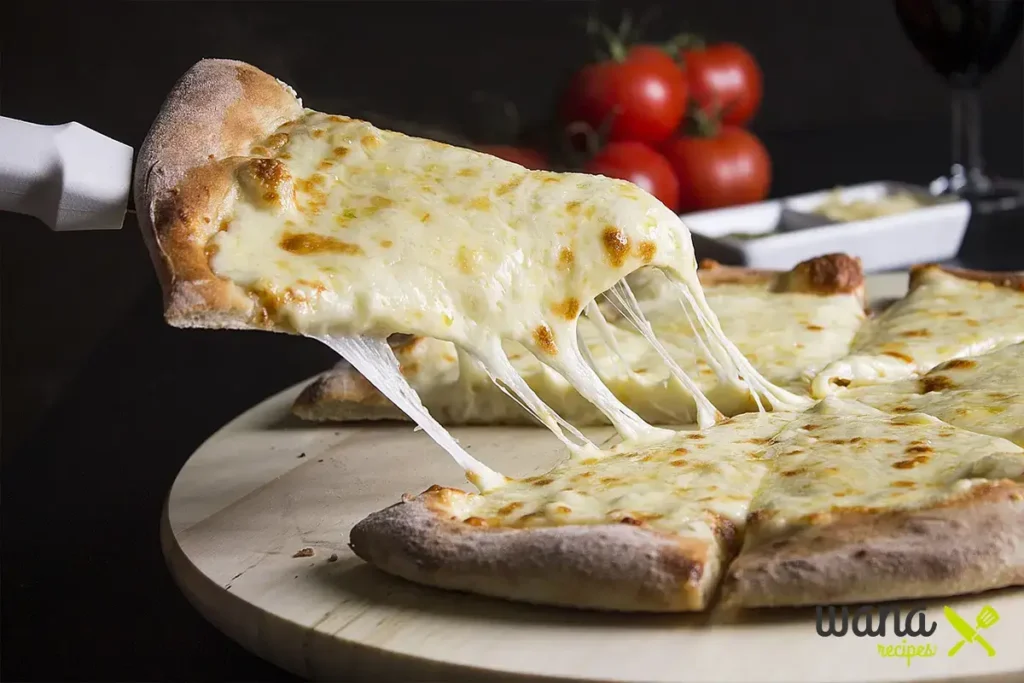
[137, 59, 1024, 613]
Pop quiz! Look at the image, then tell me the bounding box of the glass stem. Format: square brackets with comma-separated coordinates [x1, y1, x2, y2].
[952, 87, 989, 195]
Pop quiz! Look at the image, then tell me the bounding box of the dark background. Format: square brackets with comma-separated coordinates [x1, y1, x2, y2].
[2, 1, 1022, 680]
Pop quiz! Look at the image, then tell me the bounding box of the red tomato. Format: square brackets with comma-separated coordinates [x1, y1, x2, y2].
[477, 145, 548, 170]
[661, 127, 770, 212]
[585, 142, 680, 211]
[561, 46, 688, 145]
[680, 43, 763, 127]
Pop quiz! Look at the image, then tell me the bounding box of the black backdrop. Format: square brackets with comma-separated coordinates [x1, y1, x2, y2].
[2, 2, 1023, 679]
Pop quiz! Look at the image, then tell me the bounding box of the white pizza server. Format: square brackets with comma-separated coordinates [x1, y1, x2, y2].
[0, 115, 133, 231]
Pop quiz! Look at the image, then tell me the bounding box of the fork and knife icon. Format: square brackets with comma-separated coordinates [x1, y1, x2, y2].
[944, 606, 999, 657]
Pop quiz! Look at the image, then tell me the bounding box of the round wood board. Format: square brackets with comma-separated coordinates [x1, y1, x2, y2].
[162, 271, 1024, 682]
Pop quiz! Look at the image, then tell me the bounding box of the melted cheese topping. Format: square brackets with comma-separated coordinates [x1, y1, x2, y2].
[812, 269, 1024, 396]
[847, 342, 1024, 446]
[451, 412, 796, 539]
[366, 279, 863, 425]
[204, 110, 809, 485]
[748, 397, 1024, 532]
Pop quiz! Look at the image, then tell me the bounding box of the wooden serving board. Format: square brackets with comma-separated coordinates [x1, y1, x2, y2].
[162, 272, 1024, 682]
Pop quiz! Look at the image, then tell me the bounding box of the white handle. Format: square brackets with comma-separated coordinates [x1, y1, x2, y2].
[0, 116, 133, 231]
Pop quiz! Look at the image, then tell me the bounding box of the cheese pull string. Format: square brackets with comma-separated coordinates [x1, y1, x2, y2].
[313, 334, 507, 492]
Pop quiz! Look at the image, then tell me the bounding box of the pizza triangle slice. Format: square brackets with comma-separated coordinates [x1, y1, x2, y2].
[845, 341, 1024, 446]
[811, 264, 1024, 396]
[349, 411, 798, 612]
[724, 397, 1024, 608]
[136, 59, 811, 487]
[292, 255, 866, 426]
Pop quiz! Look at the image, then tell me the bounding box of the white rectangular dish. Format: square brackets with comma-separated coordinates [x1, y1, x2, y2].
[684, 181, 971, 273]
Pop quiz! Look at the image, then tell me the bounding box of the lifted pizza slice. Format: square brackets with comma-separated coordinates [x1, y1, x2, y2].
[725, 398, 1024, 608]
[349, 412, 796, 612]
[136, 59, 809, 488]
[846, 341, 1024, 446]
[292, 255, 865, 425]
[811, 265, 1024, 396]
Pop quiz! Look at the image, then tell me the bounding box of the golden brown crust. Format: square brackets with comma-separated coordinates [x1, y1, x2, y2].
[910, 263, 1024, 292]
[349, 487, 722, 612]
[724, 482, 1024, 608]
[134, 59, 305, 330]
[698, 254, 865, 304]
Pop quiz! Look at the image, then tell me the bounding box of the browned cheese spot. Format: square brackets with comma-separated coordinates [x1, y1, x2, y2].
[618, 516, 643, 526]
[670, 459, 687, 467]
[900, 328, 931, 338]
[380, 239, 394, 248]
[464, 517, 487, 527]
[806, 324, 824, 332]
[280, 232, 363, 256]
[531, 478, 554, 487]
[905, 442, 934, 454]
[468, 196, 491, 211]
[265, 132, 290, 150]
[894, 454, 931, 469]
[636, 240, 657, 264]
[533, 325, 558, 354]
[497, 502, 523, 516]
[831, 378, 852, 387]
[892, 480, 917, 488]
[688, 433, 706, 440]
[946, 310, 965, 317]
[251, 145, 269, 156]
[601, 226, 630, 267]
[310, 129, 325, 139]
[941, 358, 977, 370]
[965, 319, 981, 327]
[332, 146, 349, 159]
[328, 115, 350, 123]
[239, 158, 292, 207]
[781, 468, 807, 477]
[457, 168, 479, 177]
[882, 350, 915, 364]
[399, 361, 419, 377]
[360, 134, 380, 150]
[558, 247, 575, 270]
[496, 175, 525, 196]
[317, 160, 333, 171]
[565, 200, 582, 215]
[891, 405, 915, 413]
[552, 297, 580, 320]
[920, 374, 956, 393]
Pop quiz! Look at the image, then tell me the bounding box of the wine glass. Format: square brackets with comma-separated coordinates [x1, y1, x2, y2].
[891, 0, 1024, 210]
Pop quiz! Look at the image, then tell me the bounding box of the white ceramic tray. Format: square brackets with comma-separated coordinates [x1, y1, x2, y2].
[685, 182, 971, 273]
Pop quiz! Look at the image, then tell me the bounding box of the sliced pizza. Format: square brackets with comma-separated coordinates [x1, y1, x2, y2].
[292, 255, 866, 425]
[136, 58, 809, 480]
[725, 398, 1024, 608]
[844, 341, 1024, 446]
[349, 412, 797, 612]
[811, 264, 1024, 396]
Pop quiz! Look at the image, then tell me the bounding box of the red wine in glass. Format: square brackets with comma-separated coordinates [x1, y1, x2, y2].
[892, 0, 1024, 207]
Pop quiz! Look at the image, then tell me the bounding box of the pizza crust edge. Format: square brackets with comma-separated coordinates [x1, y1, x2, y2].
[134, 58, 305, 331]
[910, 263, 1024, 292]
[348, 486, 727, 612]
[723, 481, 1024, 608]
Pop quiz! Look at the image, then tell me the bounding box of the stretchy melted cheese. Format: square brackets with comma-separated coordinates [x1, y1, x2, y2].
[747, 398, 1024, 534]
[847, 342, 1024, 446]
[206, 111, 810, 480]
[812, 268, 1024, 396]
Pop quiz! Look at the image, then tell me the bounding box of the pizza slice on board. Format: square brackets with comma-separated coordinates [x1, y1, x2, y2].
[811, 265, 1024, 396]
[725, 398, 1024, 608]
[349, 412, 797, 612]
[845, 341, 1024, 446]
[292, 255, 866, 425]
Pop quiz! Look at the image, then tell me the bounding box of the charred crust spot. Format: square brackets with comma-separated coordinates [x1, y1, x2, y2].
[882, 350, 914, 364]
[601, 226, 630, 267]
[551, 297, 580, 320]
[784, 253, 865, 294]
[532, 325, 557, 354]
[636, 240, 657, 263]
[919, 375, 956, 393]
[279, 232, 362, 256]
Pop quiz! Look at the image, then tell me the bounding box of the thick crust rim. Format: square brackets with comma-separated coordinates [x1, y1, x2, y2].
[134, 59, 305, 330]
[724, 482, 1024, 608]
[348, 488, 720, 612]
[910, 264, 1024, 291]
